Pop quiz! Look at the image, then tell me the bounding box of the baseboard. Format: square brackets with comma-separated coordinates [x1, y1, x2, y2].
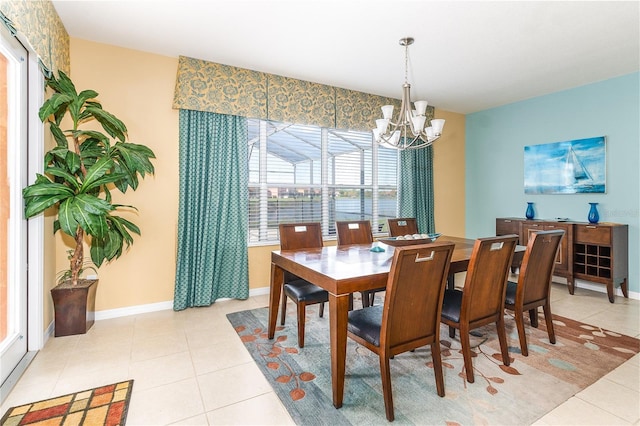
[552, 276, 639, 300]
[93, 286, 271, 321]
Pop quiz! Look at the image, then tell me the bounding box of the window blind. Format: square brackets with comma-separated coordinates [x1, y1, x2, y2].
[248, 119, 397, 244]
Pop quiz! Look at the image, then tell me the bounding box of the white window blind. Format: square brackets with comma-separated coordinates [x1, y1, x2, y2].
[248, 119, 397, 244]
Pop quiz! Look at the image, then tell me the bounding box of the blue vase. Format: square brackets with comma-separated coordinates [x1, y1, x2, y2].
[588, 203, 599, 224]
[525, 202, 535, 220]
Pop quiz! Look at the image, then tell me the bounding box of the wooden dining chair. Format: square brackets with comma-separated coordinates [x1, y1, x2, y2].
[336, 220, 374, 246]
[347, 241, 455, 421]
[387, 217, 419, 237]
[505, 229, 564, 356]
[440, 234, 518, 383]
[335, 220, 383, 307]
[278, 222, 328, 348]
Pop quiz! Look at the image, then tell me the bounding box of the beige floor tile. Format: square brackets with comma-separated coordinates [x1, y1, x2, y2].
[584, 308, 640, 337]
[605, 354, 640, 390]
[190, 337, 253, 375]
[126, 377, 205, 425]
[0, 379, 57, 415]
[534, 396, 631, 425]
[197, 362, 272, 412]
[131, 330, 189, 362]
[184, 322, 240, 350]
[576, 378, 640, 423]
[168, 413, 209, 425]
[128, 350, 196, 391]
[206, 392, 295, 425]
[53, 364, 131, 396]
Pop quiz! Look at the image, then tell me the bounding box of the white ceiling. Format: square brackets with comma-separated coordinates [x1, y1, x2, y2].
[52, 0, 639, 114]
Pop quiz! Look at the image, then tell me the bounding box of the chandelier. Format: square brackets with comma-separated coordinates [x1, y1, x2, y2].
[373, 37, 445, 150]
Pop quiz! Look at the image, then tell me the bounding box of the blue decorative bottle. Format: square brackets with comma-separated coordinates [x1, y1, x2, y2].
[525, 202, 535, 220]
[588, 203, 599, 224]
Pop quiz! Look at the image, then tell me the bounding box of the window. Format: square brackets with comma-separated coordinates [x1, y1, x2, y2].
[248, 119, 398, 244]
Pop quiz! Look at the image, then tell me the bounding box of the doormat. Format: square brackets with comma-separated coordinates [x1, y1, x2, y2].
[1, 380, 133, 426]
[227, 306, 639, 425]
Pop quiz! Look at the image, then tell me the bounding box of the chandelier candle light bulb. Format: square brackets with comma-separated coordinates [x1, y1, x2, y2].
[373, 37, 446, 150]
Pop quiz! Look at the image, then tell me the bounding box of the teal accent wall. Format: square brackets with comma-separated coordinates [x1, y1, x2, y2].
[466, 72, 639, 295]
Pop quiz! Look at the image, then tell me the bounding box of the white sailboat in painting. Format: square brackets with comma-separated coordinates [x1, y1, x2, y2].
[562, 147, 594, 192]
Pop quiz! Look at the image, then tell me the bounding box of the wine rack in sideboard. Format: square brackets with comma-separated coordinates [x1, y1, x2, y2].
[496, 218, 628, 303]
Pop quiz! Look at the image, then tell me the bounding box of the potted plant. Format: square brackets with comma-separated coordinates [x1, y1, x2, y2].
[23, 71, 155, 336]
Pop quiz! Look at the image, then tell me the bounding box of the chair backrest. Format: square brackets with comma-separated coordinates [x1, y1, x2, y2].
[516, 230, 564, 306]
[387, 218, 419, 237]
[279, 222, 323, 251]
[336, 220, 373, 247]
[380, 242, 455, 350]
[461, 235, 518, 324]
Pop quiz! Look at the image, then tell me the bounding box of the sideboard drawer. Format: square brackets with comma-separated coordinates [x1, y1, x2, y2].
[575, 225, 611, 245]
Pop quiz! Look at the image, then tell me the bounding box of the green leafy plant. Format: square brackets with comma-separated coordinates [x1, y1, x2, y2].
[23, 71, 155, 286]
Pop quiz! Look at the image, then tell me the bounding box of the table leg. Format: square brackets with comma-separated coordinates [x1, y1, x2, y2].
[447, 273, 455, 290]
[268, 264, 283, 339]
[329, 293, 350, 408]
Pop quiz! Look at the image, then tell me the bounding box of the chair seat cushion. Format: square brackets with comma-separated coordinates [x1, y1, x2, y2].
[347, 305, 383, 347]
[504, 280, 517, 306]
[441, 289, 463, 323]
[284, 280, 329, 303]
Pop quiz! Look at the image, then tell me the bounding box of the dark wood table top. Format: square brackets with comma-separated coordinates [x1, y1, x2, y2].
[271, 235, 524, 295]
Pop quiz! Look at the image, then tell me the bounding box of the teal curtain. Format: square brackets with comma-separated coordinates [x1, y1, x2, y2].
[174, 110, 249, 310]
[398, 145, 436, 233]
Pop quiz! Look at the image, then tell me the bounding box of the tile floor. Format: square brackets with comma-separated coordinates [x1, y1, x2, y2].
[1, 282, 638, 425]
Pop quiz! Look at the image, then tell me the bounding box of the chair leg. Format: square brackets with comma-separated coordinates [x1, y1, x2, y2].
[529, 308, 539, 328]
[297, 302, 306, 348]
[430, 342, 445, 397]
[542, 302, 556, 344]
[515, 308, 529, 357]
[459, 325, 475, 383]
[496, 315, 511, 366]
[449, 325, 456, 339]
[369, 292, 376, 306]
[360, 291, 371, 308]
[319, 302, 325, 318]
[379, 353, 395, 422]
[280, 291, 288, 326]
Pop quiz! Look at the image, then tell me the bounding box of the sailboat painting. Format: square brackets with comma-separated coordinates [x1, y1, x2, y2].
[524, 136, 606, 194]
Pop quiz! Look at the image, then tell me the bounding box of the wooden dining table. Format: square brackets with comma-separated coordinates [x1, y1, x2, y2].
[267, 235, 525, 408]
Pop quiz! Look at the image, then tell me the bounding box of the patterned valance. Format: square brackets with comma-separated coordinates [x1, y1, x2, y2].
[173, 56, 267, 118]
[0, 0, 70, 74]
[173, 56, 424, 132]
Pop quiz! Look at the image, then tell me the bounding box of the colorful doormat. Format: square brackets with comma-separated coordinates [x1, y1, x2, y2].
[1, 380, 133, 426]
[227, 307, 639, 425]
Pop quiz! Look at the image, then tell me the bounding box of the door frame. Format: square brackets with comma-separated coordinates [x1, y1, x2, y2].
[27, 50, 44, 351]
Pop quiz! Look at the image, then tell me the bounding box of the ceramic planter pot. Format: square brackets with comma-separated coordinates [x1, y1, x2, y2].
[50, 279, 98, 337]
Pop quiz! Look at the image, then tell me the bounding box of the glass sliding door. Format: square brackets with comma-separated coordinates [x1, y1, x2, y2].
[0, 24, 28, 389]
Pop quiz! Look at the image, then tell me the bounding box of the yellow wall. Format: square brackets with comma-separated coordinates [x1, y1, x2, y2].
[58, 38, 466, 314]
[433, 109, 466, 237]
[59, 38, 180, 311]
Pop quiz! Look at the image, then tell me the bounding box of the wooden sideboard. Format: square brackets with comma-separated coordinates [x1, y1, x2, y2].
[496, 218, 628, 303]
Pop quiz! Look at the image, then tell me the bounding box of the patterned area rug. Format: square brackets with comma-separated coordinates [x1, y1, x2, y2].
[227, 306, 639, 425]
[1, 380, 133, 426]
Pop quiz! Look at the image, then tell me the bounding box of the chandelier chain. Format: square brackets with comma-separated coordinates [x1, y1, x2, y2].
[404, 43, 409, 84]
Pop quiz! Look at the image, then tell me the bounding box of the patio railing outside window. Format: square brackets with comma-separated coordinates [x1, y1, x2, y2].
[248, 119, 398, 244]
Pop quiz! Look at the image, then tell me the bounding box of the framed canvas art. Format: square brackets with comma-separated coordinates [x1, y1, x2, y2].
[524, 136, 606, 194]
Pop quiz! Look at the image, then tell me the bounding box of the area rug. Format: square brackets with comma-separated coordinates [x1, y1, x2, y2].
[1, 380, 133, 426]
[227, 306, 638, 425]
